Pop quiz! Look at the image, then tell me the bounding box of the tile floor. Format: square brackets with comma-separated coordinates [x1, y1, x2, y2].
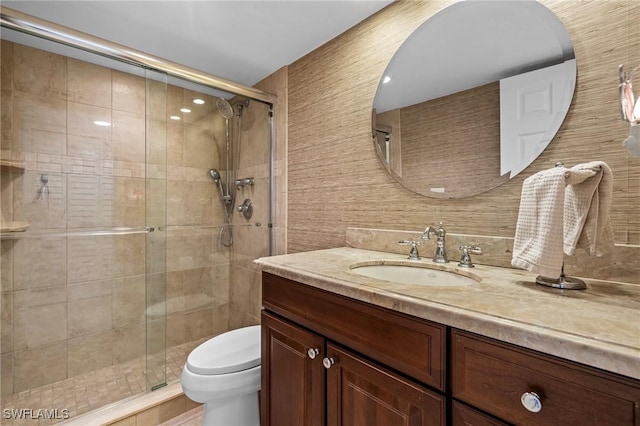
[0, 338, 207, 426]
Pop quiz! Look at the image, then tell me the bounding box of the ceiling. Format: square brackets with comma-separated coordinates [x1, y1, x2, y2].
[1, 1, 393, 89]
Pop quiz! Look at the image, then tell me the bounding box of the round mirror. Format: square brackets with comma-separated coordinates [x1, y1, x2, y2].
[372, 0, 576, 199]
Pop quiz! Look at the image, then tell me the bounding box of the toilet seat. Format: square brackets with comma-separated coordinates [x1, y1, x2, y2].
[186, 325, 261, 375]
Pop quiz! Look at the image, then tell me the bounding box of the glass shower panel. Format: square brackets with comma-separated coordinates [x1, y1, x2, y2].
[145, 70, 168, 391]
[0, 37, 169, 420]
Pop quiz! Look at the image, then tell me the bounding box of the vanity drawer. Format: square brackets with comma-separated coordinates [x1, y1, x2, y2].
[451, 329, 640, 426]
[452, 401, 509, 426]
[262, 272, 446, 391]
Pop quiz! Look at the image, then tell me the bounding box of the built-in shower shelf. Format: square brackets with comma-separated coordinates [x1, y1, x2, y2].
[0, 221, 29, 233]
[0, 159, 25, 170]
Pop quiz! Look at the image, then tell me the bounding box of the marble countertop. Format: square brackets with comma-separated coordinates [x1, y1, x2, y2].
[255, 247, 640, 380]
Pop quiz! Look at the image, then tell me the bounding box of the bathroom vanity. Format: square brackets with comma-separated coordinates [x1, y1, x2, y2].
[257, 247, 640, 426]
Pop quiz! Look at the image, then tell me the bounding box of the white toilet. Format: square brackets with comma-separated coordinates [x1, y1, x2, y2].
[181, 325, 261, 426]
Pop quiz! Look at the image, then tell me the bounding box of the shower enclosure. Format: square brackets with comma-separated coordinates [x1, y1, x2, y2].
[0, 7, 274, 423]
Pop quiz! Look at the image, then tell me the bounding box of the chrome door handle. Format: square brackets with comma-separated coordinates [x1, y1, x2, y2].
[307, 348, 320, 359]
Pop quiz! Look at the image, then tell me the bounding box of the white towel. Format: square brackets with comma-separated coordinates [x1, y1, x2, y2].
[563, 161, 614, 256]
[511, 166, 568, 278]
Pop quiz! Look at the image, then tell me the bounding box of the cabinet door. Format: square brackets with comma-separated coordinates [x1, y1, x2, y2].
[326, 343, 445, 426]
[261, 311, 325, 426]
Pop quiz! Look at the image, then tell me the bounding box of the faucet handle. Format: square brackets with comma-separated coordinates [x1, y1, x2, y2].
[421, 222, 446, 240]
[398, 240, 421, 260]
[458, 245, 482, 268]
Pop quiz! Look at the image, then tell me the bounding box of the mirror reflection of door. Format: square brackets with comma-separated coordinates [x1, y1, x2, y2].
[500, 59, 577, 178]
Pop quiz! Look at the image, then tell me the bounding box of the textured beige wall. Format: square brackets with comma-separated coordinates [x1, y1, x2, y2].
[287, 1, 640, 256]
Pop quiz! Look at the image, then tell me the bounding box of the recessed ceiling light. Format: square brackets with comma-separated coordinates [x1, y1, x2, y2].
[170, 115, 181, 120]
[93, 120, 111, 127]
[180, 108, 192, 113]
[193, 99, 205, 105]
[383, 76, 391, 84]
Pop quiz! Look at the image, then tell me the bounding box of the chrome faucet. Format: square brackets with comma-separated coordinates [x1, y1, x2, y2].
[398, 240, 421, 260]
[421, 222, 449, 263]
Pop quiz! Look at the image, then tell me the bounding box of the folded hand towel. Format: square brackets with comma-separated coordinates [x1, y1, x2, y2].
[563, 161, 614, 256]
[511, 166, 568, 277]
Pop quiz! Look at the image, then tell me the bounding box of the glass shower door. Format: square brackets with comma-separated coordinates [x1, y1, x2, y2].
[145, 71, 168, 391]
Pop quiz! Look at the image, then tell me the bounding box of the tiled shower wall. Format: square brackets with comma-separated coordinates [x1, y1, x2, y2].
[227, 66, 287, 329]
[0, 40, 232, 396]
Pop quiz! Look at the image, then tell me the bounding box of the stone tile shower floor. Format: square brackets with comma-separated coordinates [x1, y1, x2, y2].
[1, 338, 207, 426]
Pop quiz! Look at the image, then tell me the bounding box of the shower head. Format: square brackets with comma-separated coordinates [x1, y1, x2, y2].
[209, 168, 229, 203]
[216, 97, 234, 120]
[209, 169, 221, 182]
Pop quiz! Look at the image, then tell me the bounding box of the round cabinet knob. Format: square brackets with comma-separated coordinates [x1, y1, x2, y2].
[521, 391, 542, 413]
[307, 348, 319, 359]
[322, 357, 335, 369]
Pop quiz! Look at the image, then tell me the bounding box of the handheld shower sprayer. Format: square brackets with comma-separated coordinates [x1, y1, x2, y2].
[209, 168, 232, 204]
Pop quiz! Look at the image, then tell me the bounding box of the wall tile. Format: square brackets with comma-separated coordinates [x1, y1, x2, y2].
[183, 308, 214, 342]
[183, 120, 215, 170]
[1, 240, 14, 292]
[112, 234, 145, 278]
[67, 101, 112, 152]
[13, 95, 66, 155]
[166, 119, 184, 167]
[182, 267, 215, 312]
[12, 44, 66, 99]
[68, 293, 112, 339]
[146, 78, 167, 121]
[67, 173, 101, 228]
[112, 275, 145, 328]
[67, 58, 111, 108]
[112, 323, 145, 364]
[13, 341, 67, 393]
[1, 41, 13, 152]
[166, 180, 213, 226]
[1, 291, 13, 354]
[229, 267, 261, 321]
[13, 288, 67, 350]
[146, 118, 167, 166]
[166, 229, 217, 272]
[107, 176, 146, 227]
[112, 110, 145, 163]
[67, 236, 112, 284]
[13, 237, 66, 290]
[1, 352, 12, 396]
[112, 70, 145, 114]
[14, 171, 67, 230]
[67, 331, 113, 377]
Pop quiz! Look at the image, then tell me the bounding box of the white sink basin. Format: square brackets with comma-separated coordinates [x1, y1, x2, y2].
[350, 263, 478, 287]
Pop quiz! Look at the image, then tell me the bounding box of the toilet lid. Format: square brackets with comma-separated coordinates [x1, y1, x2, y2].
[187, 325, 261, 375]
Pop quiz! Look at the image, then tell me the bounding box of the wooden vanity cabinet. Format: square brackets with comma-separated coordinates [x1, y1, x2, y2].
[262, 272, 640, 426]
[261, 272, 446, 426]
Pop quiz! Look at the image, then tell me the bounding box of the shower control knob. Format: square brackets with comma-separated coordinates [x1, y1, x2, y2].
[322, 357, 335, 369]
[237, 198, 253, 220]
[307, 348, 320, 359]
[521, 391, 542, 413]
